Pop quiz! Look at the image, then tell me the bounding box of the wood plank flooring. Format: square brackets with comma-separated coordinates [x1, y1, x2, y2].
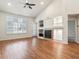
[0, 38, 79, 59]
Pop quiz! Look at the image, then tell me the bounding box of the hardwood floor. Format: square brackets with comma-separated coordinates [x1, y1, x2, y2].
[0, 38, 79, 59]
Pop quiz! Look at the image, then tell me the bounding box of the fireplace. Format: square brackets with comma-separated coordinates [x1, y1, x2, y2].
[44, 30, 52, 38]
[39, 29, 43, 37]
[39, 29, 52, 39]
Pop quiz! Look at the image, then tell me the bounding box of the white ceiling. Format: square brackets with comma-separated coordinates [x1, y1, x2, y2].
[0, 0, 52, 17]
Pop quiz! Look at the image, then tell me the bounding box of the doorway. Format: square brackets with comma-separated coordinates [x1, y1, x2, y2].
[68, 20, 75, 42]
[68, 15, 77, 43]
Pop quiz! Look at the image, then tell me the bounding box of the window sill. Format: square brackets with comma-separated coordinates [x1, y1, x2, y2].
[7, 32, 27, 34]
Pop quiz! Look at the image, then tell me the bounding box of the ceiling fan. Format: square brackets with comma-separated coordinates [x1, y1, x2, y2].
[23, 0, 36, 9]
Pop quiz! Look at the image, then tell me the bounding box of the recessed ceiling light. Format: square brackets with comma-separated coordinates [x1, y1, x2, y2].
[40, 2, 44, 5]
[8, 3, 11, 6]
[26, 0, 28, 3]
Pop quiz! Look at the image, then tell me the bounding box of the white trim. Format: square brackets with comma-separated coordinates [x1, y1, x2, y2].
[54, 39, 68, 44]
[75, 19, 78, 43]
[0, 36, 32, 41]
[75, 40, 79, 44]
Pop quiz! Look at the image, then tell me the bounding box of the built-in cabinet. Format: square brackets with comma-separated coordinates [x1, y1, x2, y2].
[37, 16, 63, 40]
[44, 18, 53, 29]
[38, 19, 52, 39]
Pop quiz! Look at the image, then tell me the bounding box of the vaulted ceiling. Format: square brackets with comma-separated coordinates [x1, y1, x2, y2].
[0, 0, 52, 17]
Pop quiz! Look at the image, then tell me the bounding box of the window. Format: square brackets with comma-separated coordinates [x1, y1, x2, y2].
[53, 16, 63, 27]
[53, 29, 63, 40]
[7, 16, 27, 34]
[53, 16, 63, 40]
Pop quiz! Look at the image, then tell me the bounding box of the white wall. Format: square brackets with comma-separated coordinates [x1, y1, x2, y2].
[64, 0, 79, 14]
[36, 0, 68, 44]
[0, 11, 34, 41]
[36, 0, 64, 20]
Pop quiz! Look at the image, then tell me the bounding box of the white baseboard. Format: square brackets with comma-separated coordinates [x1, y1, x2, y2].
[37, 37, 68, 44]
[75, 40, 79, 44]
[0, 36, 32, 41]
[54, 40, 68, 44]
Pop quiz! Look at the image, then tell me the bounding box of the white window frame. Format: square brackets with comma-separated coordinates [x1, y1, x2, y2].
[53, 16, 63, 40]
[6, 15, 27, 34]
[53, 29, 63, 40]
[53, 16, 63, 28]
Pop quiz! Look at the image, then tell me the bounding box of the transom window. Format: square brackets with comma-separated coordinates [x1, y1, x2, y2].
[53, 16, 63, 27]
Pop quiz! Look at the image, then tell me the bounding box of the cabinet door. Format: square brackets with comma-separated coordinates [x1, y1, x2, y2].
[44, 19, 53, 28]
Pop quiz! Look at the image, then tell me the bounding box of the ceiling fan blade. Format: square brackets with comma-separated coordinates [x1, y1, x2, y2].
[29, 4, 36, 6]
[26, 3, 35, 6]
[29, 6, 32, 9]
[19, 0, 36, 9]
[25, 3, 29, 5]
[24, 5, 26, 8]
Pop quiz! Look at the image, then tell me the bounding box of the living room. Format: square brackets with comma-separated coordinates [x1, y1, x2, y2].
[0, 0, 79, 59]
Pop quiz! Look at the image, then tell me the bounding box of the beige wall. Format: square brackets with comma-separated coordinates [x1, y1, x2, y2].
[0, 11, 34, 41]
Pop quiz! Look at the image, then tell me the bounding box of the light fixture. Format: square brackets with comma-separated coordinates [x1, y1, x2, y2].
[8, 3, 11, 6]
[40, 2, 44, 5]
[26, 0, 28, 3]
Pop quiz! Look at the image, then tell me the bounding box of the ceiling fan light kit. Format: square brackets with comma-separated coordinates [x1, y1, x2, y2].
[23, 0, 36, 9]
